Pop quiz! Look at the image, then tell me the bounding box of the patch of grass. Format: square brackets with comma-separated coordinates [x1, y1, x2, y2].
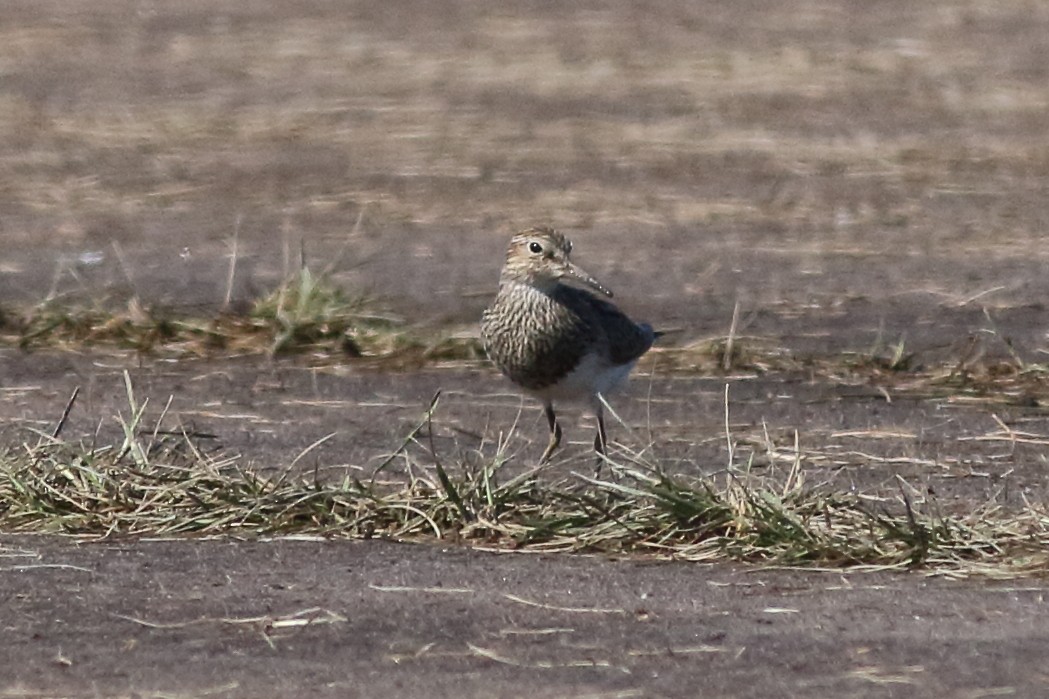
[4, 284, 1049, 411]
[0, 268, 487, 366]
[4, 266, 1048, 401]
[656, 335, 797, 374]
[2, 375, 1047, 578]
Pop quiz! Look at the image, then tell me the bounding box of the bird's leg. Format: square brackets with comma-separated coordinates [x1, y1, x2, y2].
[593, 400, 608, 474]
[539, 402, 562, 464]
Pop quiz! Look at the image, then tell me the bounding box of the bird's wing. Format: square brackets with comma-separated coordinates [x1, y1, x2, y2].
[557, 286, 656, 365]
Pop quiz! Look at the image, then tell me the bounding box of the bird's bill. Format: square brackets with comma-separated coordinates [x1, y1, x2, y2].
[563, 261, 613, 297]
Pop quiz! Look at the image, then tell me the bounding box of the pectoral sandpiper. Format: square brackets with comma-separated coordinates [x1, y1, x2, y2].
[481, 227, 659, 464]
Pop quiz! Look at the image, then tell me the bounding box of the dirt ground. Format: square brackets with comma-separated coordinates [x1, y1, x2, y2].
[4, 535, 1049, 699]
[3, 0, 1049, 697]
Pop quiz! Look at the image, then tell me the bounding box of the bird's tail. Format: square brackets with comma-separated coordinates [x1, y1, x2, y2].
[639, 323, 664, 342]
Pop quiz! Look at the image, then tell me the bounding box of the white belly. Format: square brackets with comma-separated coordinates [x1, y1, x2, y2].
[531, 353, 637, 405]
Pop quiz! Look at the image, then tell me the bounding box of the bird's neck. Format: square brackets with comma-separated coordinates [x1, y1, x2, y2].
[500, 276, 560, 296]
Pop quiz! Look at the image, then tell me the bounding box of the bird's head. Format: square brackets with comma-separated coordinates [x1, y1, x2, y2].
[500, 227, 612, 297]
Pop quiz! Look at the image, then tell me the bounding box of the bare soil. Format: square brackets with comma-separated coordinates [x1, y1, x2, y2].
[4, 535, 1048, 699]
[3, 0, 1049, 696]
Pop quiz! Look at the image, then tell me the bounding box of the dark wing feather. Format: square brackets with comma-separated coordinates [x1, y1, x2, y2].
[555, 286, 656, 365]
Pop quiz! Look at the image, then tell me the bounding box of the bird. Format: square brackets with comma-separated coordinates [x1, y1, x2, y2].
[480, 226, 659, 465]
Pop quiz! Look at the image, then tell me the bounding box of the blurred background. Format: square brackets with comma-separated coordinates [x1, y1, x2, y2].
[2, 0, 1049, 356]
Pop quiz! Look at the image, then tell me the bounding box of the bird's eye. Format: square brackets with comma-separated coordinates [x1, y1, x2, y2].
[528, 241, 543, 254]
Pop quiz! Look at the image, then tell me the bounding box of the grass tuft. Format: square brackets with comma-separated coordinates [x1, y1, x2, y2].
[250, 266, 382, 356]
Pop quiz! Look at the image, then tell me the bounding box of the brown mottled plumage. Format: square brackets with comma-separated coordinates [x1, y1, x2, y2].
[481, 227, 659, 464]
